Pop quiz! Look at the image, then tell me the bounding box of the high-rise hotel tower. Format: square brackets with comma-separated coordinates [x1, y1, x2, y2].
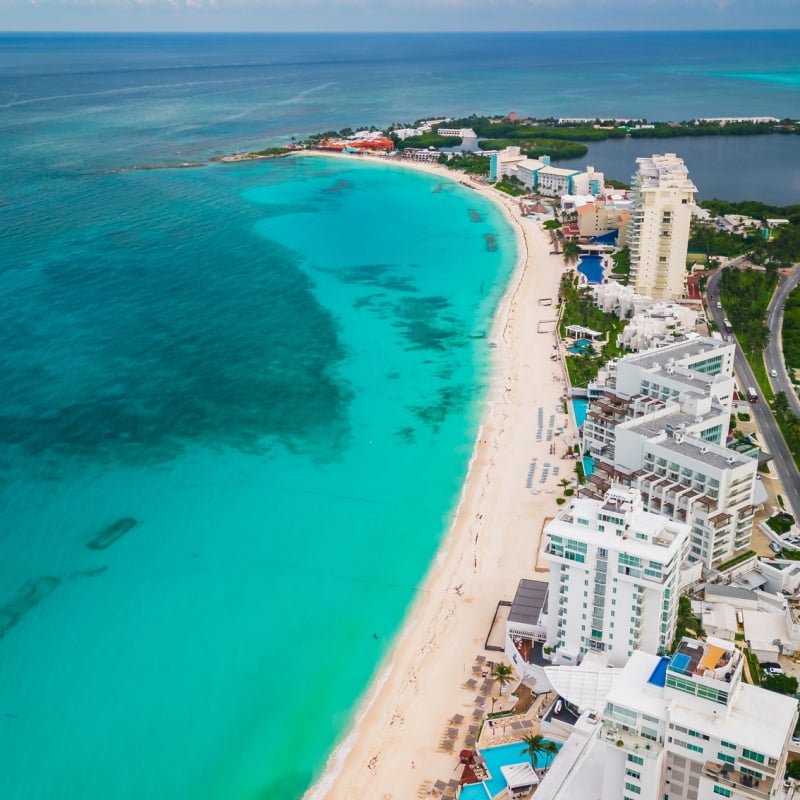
[629, 154, 697, 300]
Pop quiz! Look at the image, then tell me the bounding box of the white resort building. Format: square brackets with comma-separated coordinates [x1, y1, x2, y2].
[629, 153, 696, 300]
[580, 337, 758, 567]
[534, 637, 798, 800]
[489, 147, 604, 196]
[543, 488, 690, 667]
[592, 281, 698, 352]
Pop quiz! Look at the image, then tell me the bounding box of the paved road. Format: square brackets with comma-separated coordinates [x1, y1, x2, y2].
[765, 267, 800, 417]
[706, 268, 800, 520]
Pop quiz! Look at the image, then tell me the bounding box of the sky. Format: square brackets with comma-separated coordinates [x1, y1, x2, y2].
[1, 0, 799, 33]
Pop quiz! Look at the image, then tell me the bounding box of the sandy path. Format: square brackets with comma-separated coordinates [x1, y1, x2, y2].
[301, 152, 575, 800]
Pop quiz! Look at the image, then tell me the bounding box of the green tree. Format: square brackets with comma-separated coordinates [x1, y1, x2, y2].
[519, 733, 549, 772]
[562, 239, 581, 267]
[543, 740, 560, 771]
[775, 391, 790, 416]
[762, 673, 799, 696]
[787, 760, 800, 781]
[490, 662, 514, 713]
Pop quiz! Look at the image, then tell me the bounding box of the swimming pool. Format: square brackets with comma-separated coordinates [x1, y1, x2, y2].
[578, 254, 604, 284]
[567, 338, 595, 354]
[458, 782, 491, 800]
[480, 740, 561, 795]
[571, 398, 588, 427]
[583, 455, 595, 477]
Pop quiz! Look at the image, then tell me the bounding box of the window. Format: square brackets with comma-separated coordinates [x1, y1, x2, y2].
[626, 769, 641, 780]
[742, 748, 765, 764]
[628, 754, 644, 766]
[713, 788, 732, 798]
[717, 752, 735, 764]
[721, 740, 736, 750]
[624, 783, 641, 795]
[740, 766, 763, 779]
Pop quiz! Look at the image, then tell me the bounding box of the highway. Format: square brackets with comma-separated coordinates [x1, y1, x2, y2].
[765, 267, 800, 417]
[706, 267, 800, 520]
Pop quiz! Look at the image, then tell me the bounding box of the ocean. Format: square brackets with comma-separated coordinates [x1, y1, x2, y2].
[0, 31, 798, 800]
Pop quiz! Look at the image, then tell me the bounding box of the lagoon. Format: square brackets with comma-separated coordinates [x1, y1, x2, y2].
[557, 134, 800, 205]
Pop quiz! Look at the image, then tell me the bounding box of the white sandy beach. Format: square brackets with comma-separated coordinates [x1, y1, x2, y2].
[301, 152, 576, 800]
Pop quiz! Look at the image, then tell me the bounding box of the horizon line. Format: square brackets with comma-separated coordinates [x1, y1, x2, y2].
[2, 27, 800, 35]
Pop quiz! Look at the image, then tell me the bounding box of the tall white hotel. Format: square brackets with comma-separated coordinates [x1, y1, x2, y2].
[544, 487, 690, 667]
[629, 153, 697, 300]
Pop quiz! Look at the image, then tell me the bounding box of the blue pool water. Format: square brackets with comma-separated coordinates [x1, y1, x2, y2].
[572, 398, 588, 427]
[459, 783, 491, 800]
[592, 231, 619, 246]
[481, 741, 560, 795]
[671, 652, 692, 674]
[578, 254, 604, 284]
[567, 338, 595, 354]
[648, 656, 670, 687]
[583, 455, 596, 477]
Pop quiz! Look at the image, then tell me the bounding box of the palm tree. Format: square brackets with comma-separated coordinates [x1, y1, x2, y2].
[543, 740, 560, 771]
[562, 239, 581, 267]
[490, 662, 514, 713]
[519, 733, 549, 772]
[558, 477, 571, 492]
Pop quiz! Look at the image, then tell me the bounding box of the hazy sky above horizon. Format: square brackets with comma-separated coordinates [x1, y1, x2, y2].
[1, 0, 799, 33]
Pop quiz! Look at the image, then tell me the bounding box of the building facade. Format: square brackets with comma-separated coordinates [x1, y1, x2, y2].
[543, 488, 689, 667]
[579, 337, 757, 567]
[600, 637, 797, 800]
[629, 153, 696, 300]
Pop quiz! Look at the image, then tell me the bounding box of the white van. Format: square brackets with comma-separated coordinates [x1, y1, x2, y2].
[771, 369, 778, 378]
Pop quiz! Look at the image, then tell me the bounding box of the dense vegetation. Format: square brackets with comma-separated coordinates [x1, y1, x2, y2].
[718, 267, 777, 355]
[772, 392, 800, 468]
[762, 673, 799, 696]
[610, 246, 630, 285]
[688, 224, 759, 258]
[700, 198, 800, 224]
[559, 274, 627, 387]
[443, 116, 626, 142]
[670, 596, 705, 653]
[629, 120, 795, 138]
[395, 133, 461, 150]
[440, 153, 490, 176]
[783, 286, 800, 374]
[477, 139, 588, 160]
[605, 179, 630, 190]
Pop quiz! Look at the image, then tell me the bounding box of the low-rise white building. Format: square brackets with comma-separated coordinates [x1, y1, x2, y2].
[592, 281, 698, 351]
[489, 147, 604, 196]
[436, 127, 476, 138]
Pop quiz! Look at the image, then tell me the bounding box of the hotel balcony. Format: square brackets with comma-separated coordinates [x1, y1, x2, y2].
[703, 762, 774, 800]
[599, 721, 661, 759]
[709, 511, 733, 529]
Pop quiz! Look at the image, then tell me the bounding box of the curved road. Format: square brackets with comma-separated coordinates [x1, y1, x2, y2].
[706, 267, 800, 520]
[765, 267, 800, 417]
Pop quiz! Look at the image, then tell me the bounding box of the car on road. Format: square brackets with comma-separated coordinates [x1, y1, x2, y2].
[716, 302, 722, 309]
[760, 662, 784, 676]
[771, 541, 784, 554]
[771, 369, 778, 378]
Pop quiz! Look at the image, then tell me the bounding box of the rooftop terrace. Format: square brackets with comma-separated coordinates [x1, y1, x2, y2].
[668, 637, 739, 682]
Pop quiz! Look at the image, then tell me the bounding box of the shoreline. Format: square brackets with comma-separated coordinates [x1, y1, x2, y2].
[300, 151, 574, 800]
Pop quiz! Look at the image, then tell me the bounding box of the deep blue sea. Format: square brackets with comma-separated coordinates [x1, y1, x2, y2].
[0, 31, 798, 800]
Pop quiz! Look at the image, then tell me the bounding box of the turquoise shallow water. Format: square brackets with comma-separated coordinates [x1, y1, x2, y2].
[2, 30, 798, 800]
[0, 155, 515, 798]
